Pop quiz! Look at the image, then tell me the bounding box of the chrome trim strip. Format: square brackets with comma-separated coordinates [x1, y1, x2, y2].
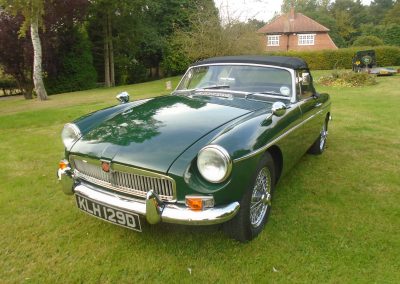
[70, 155, 176, 202]
[233, 107, 325, 162]
[74, 182, 240, 225]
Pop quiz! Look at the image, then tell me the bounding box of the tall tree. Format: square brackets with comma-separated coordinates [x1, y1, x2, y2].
[383, 1, 400, 25]
[369, 0, 395, 25]
[0, 0, 48, 100]
[0, 12, 34, 99]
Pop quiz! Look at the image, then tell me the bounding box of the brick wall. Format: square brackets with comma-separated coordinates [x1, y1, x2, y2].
[261, 32, 337, 52]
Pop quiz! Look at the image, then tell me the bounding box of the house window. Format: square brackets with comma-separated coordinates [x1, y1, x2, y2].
[267, 35, 280, 46]
[298, 34, 315, 45]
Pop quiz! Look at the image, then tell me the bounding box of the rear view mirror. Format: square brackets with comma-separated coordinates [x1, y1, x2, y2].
[302, 73, 311, 85]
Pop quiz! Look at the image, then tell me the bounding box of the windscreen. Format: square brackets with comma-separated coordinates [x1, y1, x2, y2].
[177, 65, 292, 96]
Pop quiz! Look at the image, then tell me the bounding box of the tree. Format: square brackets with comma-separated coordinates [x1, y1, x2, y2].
[172, 3, 263, 62]
[281, 0, 319, 13]
[383, 24, 400, 45]
[369, 0, 395, 25]
[0, 0, 48, 100]
[383, 1, 400, 25]
[0, 12, 34, 99]
[247, 18, 266, 29]
[41, 0, 96, 94]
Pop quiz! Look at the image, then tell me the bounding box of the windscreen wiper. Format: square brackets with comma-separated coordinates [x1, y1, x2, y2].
[197, 85, 230, 90]
[245, 91, 290, 101]
[246, 91, 280, 97]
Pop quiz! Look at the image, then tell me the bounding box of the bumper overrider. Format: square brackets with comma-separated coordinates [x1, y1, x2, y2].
[57, 166, 240, 226]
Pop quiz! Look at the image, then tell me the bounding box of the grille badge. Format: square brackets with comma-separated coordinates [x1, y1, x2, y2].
[101, 161, 111, 172]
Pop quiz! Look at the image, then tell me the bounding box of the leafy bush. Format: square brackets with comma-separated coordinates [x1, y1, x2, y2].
[0, 78, 17, 89]
[317, 71, 377, 87]
[45, 28, 97, 95]
[266, 46, 400, 70]
[353, 36, 384, 47]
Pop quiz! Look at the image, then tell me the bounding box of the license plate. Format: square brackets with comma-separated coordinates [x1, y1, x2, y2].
[75, 194, 141, 232]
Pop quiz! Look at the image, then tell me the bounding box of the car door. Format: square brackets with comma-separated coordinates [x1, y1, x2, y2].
[296, 70, 324, 152]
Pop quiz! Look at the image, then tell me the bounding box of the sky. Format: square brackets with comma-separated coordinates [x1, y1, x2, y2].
[213, 0, 373, 22]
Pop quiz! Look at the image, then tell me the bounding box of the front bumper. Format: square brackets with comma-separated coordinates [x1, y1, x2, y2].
[58, 172, 240, 226]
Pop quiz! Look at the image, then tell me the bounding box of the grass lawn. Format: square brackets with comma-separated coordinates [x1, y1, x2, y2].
[0, 72, 399, 283]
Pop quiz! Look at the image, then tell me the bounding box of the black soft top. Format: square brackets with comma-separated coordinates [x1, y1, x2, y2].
[191, 55, 308, 69]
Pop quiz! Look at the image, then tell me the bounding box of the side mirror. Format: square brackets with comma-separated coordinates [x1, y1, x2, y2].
[271, 101, 287, 117]
[301, 73, 311, 85]
[116, 91, 130, 104]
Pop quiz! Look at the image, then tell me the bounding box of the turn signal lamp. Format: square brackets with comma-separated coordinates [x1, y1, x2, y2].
[59, 159, 69, 170]
[185, 195, 214, 211]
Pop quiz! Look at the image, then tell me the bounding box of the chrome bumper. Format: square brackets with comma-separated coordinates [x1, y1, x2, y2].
[63, 180, 240, 226]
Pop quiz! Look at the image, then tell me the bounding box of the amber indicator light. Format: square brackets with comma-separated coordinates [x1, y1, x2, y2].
[186, 198, 203, 211]
[59, 161, 68, 169]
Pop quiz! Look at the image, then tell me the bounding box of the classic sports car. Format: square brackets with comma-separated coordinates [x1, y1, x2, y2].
[58, 56, 331, 242]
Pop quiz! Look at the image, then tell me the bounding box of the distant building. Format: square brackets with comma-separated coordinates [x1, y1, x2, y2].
[257, 7, 337, 51]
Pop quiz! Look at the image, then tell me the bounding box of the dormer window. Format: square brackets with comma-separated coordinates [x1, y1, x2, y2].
[298, 34, 315, 45]
[267, 35, 280, 46]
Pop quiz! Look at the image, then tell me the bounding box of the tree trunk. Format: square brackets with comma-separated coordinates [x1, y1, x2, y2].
[108, 13, 115, 87]
[30, 8, 48, 101]
[104, 15, 111, 88]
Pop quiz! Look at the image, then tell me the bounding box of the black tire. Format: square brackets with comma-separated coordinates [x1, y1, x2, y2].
[308, 118, 329, 155]
[223, 153, 275, 242]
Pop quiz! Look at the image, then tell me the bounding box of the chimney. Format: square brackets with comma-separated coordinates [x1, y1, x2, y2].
[289, 5, 295, 21]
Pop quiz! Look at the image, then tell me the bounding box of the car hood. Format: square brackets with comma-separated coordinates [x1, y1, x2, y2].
[71, 95, 253, 173]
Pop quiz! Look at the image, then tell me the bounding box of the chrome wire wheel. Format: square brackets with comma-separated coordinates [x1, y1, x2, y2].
[250, 167, 272, 228]
[319, 122, 328, 151]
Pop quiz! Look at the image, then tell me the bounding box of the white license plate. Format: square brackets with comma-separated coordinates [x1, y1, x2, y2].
[75, 194, 141, 232]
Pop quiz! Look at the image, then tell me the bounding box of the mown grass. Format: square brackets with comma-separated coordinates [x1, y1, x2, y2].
[0, 72, 399, 283]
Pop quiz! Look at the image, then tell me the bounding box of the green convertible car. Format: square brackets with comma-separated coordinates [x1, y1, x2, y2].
[58, 56, 331, 242]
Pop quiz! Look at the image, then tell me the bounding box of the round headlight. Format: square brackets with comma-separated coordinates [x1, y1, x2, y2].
[61, 123, 81, 149]
[197, 145, 232, 183]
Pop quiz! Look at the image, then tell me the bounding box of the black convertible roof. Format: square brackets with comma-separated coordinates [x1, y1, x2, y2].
[191, 55, 308, 69]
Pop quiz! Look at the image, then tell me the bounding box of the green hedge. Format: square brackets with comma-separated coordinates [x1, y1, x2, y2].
[266, 46, 400, 70]
[0, 78, 17, 89]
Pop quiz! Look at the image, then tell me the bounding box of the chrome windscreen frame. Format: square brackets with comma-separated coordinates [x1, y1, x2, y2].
[174, 63, 298, 104]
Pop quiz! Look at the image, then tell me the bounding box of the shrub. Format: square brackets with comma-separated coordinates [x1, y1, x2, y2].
[0, 78, 17, 89]
[45, 28, 97, 95]
[317, 71, 378, 87]
[266, 46, 400, 70]
[353, 36, 384, 47]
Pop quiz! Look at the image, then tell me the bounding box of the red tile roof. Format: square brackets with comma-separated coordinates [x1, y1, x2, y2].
[257, 8, 329, 34]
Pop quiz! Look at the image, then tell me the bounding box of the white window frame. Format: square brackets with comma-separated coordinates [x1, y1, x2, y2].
[267, 35, 280, 46]
[298, 34, 316, 46]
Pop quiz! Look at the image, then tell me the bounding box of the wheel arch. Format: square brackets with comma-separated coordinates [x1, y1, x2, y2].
[265, 145, 283, 184]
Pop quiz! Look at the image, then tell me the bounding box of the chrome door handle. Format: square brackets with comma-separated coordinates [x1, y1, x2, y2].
[315, 103, 322, 108]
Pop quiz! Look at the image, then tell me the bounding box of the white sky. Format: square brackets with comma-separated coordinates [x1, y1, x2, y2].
[214, 0, 373, 22]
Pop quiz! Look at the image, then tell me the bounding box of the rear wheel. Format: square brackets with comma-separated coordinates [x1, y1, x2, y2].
[308, 118, 328, 155]
[223, 153, 275, 242]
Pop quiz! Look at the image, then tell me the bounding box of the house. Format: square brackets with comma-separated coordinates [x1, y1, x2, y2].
[257, 8, 337, 51]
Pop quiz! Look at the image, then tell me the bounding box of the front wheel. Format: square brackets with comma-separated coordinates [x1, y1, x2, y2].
[308, 119, 328, 155]
[223, 153, 275, 242]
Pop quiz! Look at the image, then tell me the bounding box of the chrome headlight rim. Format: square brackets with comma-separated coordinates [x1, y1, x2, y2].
[61, 123, 81, 149]
[197, 145, 232, 184]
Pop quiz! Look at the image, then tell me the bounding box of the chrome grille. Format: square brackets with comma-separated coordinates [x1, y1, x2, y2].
[71, 156, 175, 202]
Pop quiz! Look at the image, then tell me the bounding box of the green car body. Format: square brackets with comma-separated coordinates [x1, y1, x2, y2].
[58, 56, 331, 242]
